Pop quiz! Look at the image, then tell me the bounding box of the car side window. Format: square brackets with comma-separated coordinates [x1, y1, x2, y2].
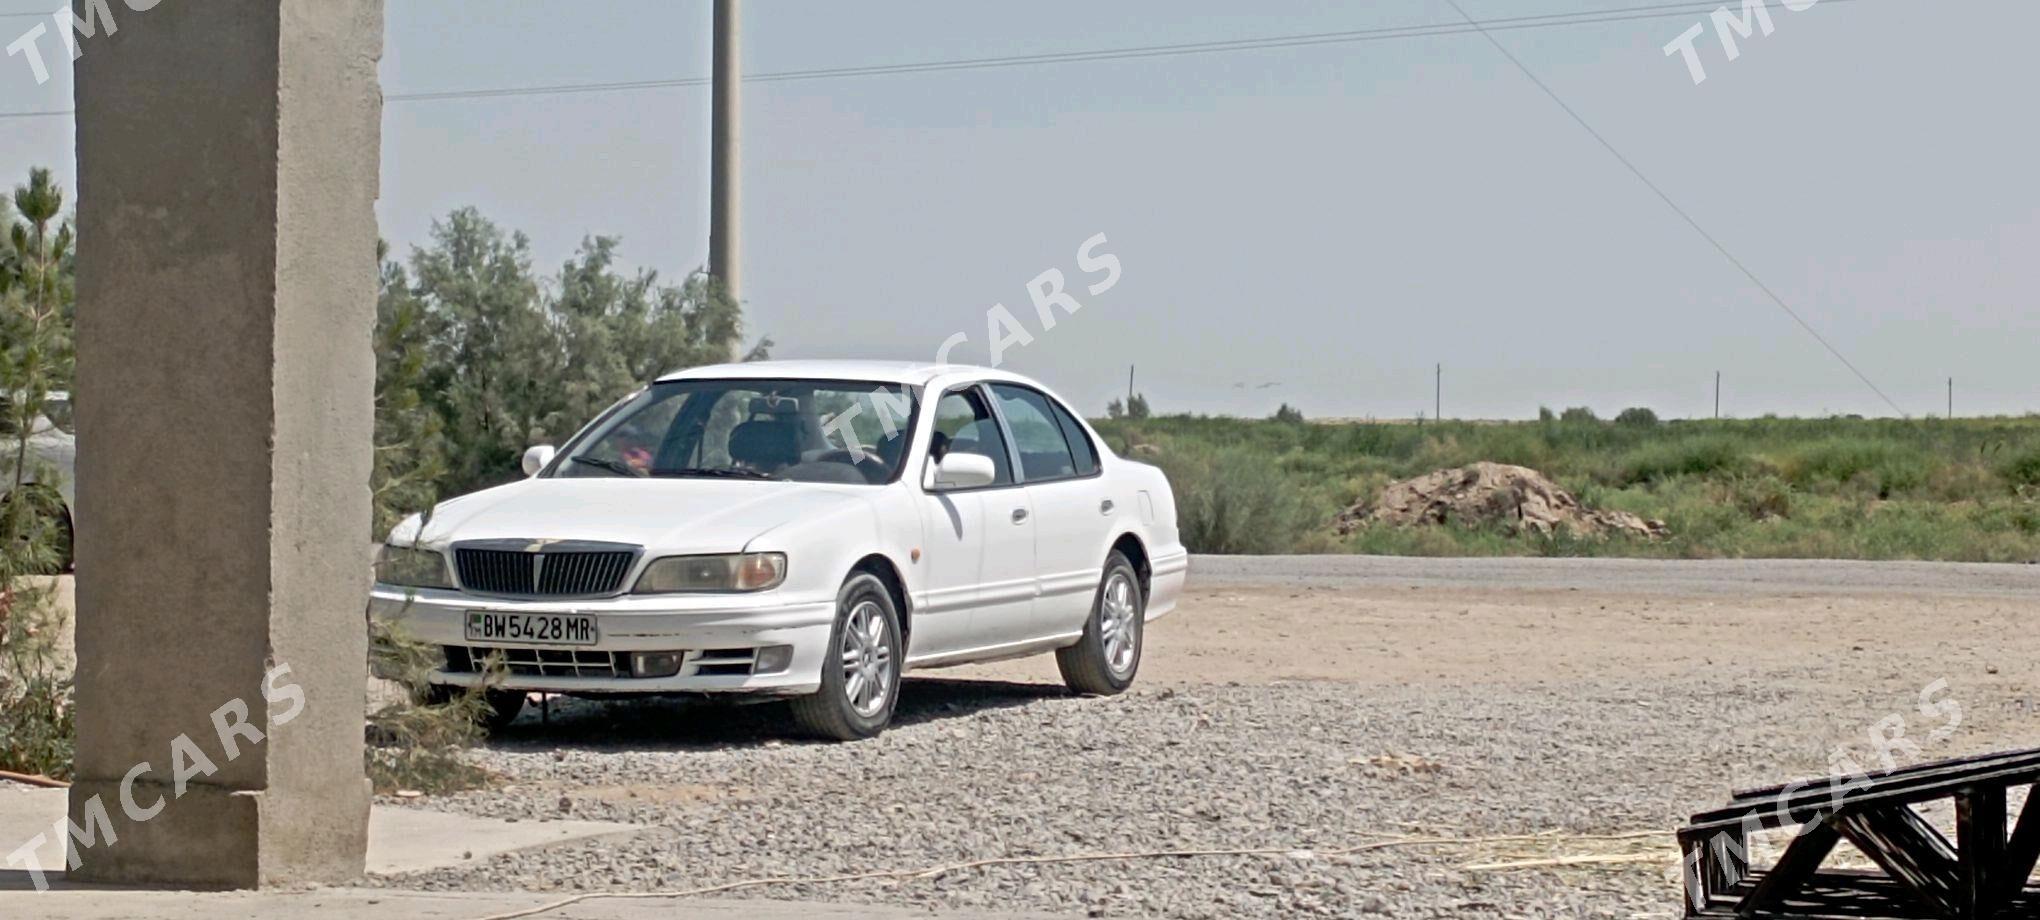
[1047, 397, 1099, 477]
[990, 384, 1079, 483]
[931, 388, 1013, 486]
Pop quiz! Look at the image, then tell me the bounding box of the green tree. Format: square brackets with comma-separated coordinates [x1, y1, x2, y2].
[381, 208, 751, 502]
[402, 209, 555, 496]
[1615, 406, 1660, 428]
[373, 241, 449, 533]
[0, 168, 76, 778]
[541, 237, 742, 443]
[0, 167, 73, 563]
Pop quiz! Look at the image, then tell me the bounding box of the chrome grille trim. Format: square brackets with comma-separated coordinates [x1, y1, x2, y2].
[450, 539, 640, 597]
[447, 645, 629, 679]
[441, 646, 762, 680]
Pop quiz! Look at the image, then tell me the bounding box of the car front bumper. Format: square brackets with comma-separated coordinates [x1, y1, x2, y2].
[368, 585, 837, 695]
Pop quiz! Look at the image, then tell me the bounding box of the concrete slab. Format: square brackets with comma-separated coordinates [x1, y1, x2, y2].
[364, 807, 637, 876]
[1, 786, 636, 880]
[0, 886, 1067, 919]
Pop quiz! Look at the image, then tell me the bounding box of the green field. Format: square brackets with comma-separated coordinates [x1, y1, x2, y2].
[1090, 413, 2040, 562]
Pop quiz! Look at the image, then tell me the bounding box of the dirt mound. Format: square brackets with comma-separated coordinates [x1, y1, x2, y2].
[1336, 462, 1669, 540]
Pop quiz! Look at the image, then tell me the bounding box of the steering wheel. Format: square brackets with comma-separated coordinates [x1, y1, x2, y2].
[815, 449, 890, 481]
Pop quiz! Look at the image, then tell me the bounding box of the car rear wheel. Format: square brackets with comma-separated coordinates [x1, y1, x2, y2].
[1056, 551, 1144, 695]
[790, 572, 902, 741]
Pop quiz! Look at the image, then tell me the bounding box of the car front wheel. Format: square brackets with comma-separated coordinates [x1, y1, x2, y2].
[1056, 551, 1144, 695]
[790, 572, 903, 741]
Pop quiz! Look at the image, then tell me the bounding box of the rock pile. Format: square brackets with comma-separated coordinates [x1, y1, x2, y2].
[1335, 461, 1669, 540]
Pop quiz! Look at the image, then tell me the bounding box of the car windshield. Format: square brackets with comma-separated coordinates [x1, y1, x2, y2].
[552, 378, 920, 486]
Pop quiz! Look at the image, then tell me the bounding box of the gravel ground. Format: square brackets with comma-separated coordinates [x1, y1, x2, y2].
[379, 665, 2040, 918]
[367, 559, 2040, 917]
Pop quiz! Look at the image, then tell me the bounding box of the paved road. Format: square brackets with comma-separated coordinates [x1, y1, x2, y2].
[1189, 554, 2040, 598]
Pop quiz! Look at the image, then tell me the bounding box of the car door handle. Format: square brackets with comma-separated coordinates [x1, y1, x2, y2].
[1011, 508, 1030, 524]
[1099, 499, 1115, 515]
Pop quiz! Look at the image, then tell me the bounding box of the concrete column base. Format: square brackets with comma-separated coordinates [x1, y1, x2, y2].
[65, 779, 372, 888]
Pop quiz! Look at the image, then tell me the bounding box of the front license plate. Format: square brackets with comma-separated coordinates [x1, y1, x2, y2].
[464, 612, 598, 646]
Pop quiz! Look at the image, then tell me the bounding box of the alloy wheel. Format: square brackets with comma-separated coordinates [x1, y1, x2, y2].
[1099, 571, 1139, 678]
[840, 599, 894, 718]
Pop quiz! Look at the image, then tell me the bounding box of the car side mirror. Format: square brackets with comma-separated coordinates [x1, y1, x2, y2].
[928, 452, 996, 491]
[521, 444, 557, 477]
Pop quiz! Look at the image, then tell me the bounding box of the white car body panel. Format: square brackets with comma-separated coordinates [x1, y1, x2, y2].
[370, 360, 1187, 697]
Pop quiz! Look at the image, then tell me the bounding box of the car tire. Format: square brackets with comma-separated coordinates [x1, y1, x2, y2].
[790, 572, 903, 741]
[1056, 551, 1144, 696]
[51, 502, 73, 573]
[426, 684, 527, 733]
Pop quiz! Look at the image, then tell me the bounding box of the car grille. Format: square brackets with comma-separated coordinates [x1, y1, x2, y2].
[442, 646, 760, 680]
[453, 546, 636, 596]
[446, 645, 631, 679]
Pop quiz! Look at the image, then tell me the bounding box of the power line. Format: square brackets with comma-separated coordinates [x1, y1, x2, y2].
[1442, 0, 1907, 417]
[0, 0, 1881, 119]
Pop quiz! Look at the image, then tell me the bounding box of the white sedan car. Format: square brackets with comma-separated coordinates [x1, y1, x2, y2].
[372, 361, 1187, 739]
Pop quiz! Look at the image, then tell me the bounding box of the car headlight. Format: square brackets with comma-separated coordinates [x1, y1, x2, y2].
[376, 545, 453, 589]
[633, 552, 786, 594]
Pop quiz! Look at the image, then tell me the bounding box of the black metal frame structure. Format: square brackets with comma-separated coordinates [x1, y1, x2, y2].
[1679, 748, 2040, 918]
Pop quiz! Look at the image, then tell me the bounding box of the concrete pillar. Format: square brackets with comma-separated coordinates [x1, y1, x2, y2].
[68, 0, 383, 888]
[708, 0, 742, 305]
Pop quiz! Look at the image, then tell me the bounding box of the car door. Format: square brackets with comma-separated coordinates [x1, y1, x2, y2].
[913, 385, 1036, 657]
[988, 383, 1112, 639]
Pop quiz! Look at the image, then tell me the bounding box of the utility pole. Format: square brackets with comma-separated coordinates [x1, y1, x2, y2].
[1127, 365, 1135, 406]
[1948, 377, 1954, 420]
[709, 0, 742, 358]
[1434, 363, 1441, 421]
[1715, 371, 1721, 420]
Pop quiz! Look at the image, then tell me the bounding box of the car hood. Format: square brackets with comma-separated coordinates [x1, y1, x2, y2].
[411, 478, 870, 553]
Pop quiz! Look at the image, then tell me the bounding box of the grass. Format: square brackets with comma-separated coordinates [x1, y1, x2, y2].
[1093, 413, 2040, 562]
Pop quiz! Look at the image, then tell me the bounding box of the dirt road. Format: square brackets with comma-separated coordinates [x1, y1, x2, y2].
[960, 555, 2040, 690]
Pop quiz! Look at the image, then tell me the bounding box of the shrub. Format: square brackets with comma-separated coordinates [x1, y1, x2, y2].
[365, 622, 499, 794]
[2000, 447, 2040, 489]
[1615, 407, 1660, 427]
[0, 580, 72, 780]
[1728, 475, 1793, 521]
[1616, 437, 1749, 485]
[1783, 438, 1932, 498]
[1559, 406, 1599, 424]
[1126, 393, 1152, 420]
[1158, 446, 1312, 554]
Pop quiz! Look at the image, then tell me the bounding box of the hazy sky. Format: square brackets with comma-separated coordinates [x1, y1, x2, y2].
[3, 0, 2034, 419]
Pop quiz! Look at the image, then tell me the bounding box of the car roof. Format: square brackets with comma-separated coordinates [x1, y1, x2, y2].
[655, 359, 1039, 389]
